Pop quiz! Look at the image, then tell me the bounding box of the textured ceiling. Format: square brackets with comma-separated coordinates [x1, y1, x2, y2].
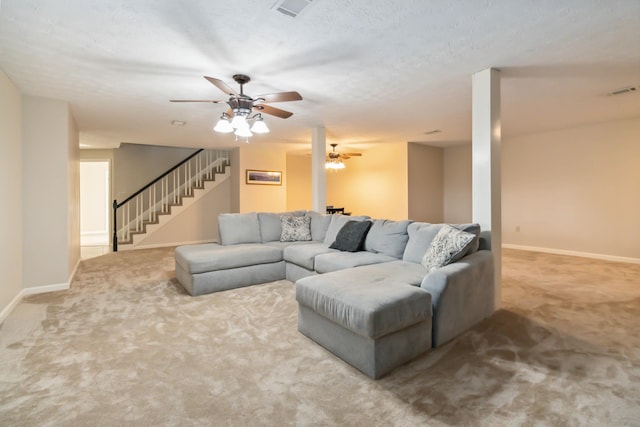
[1, 0, 639, 151]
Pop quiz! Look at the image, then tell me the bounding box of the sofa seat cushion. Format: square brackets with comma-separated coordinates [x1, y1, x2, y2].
[344, 260, 429, 286]
[314, 251, 397, 274]
[175, 243, 282, 274]
[296, 272, 432, 339]
[283, 243, 337, 271]
[263, 241, 315, 250]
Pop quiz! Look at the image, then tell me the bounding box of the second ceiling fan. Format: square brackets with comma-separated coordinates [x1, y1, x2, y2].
[326, 144, 362, 170]
[327, 143, 362, 160]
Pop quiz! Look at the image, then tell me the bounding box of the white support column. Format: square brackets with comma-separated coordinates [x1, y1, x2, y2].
[472, 68, 502, 310]
[311, 126, 327, 213]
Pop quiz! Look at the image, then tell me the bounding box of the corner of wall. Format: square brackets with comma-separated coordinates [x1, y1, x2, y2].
[0, 69, 24, 321]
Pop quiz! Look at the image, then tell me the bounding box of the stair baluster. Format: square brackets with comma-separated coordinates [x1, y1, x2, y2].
[113, 149, 230, 251]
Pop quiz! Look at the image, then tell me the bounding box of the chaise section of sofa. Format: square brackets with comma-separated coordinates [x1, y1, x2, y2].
[175, 243, 285, 296]
[176, 211, 316, 296]
[294, 218, 495, 378]
[296, 267, 432, 379]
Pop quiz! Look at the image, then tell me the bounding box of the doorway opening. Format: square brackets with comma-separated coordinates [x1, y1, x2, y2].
[80, 160, 110, 258]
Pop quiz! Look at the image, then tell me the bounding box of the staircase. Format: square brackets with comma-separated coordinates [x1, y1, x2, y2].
[113, 149, 231, 251]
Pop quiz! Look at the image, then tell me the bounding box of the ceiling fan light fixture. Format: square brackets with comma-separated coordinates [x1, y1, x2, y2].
[230, 114, 249, 129]
[213, 115, 234, 133]
[325, 158, 345, 170]
[250, 115, 270, 133]
[235, 126, 253, 138]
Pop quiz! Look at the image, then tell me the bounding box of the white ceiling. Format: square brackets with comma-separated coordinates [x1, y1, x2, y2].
[1, 0, 639, 151]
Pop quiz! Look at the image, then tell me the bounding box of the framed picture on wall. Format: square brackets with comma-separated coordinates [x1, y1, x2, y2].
[246, 169, 283, 186]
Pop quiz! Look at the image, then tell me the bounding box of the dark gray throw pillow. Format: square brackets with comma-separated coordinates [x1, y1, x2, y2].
[329, 220, 372, 252]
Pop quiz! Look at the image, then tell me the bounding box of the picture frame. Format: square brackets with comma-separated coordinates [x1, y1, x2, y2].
[245, 169, 283, 186]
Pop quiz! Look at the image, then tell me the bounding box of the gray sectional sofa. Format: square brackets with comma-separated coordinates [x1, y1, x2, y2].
[174, 210, 495, 379]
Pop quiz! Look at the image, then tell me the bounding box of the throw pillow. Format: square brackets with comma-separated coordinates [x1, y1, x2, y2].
[323, 214, 370, 245]
[421, 224, 476, 271]
[403, 222, 480, 263]
[329, 220, 372, 252]
[280, 215, 312, 242]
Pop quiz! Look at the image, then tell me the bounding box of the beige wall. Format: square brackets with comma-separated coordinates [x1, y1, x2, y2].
[407, 143, 444, 222]
[67, 111, 81, 276]
[113, 143, 198, 202]
[287, 142, 414, 219]
[503, 117, 640, 259]
[0, 70, 23, 313]
[286, 153, 312, 211]
[22, 96, 77, 288]
[327, 142, 409, 219]
[229, 148, 240, 213]
[443, 145, 472, 223]
[238, 145, 288, 213]
[440, 118, 640, 260]
[136, 178, 232, 246]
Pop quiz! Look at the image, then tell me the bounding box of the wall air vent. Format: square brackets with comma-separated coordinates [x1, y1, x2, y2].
[271, 0, 314, 18]
[608, 86, 637, 96]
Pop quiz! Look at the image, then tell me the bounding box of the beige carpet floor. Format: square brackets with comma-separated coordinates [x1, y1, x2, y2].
[1, 247, 639, 426]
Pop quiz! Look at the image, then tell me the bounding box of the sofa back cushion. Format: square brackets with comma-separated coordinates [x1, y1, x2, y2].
[323, 214, 371, 245]
[218, 212, 262, 245]
[402, 222, 481, 263]
[364, 219, 411, 259]
[258, 211, 305, 242]
[305, 211, 332, 242]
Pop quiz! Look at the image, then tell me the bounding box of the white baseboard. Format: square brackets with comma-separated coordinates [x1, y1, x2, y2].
[0, 279, 72, 324]
[0, 290, 25, 324]
[119, 239, 218, 251]
[502, 244, 640, 265]
[22, 282, 70, 296]
[81, 231, 109, 236]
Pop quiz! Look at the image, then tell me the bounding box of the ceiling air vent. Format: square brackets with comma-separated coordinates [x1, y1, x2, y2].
[608, 86, 637, 96]
[271, 0, 314, 18]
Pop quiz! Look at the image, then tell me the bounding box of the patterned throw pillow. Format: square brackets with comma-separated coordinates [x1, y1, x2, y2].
[280, 215, 312, 242]
[421, 224, 476, 271]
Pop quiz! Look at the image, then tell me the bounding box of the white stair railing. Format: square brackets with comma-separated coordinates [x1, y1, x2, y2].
[113, 149, 230, 250]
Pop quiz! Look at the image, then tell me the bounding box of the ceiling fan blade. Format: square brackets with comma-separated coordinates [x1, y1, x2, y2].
[254, 104, 293, 119]
[170, 99, 225, 103]
[343, 153, 362, 156]
[341, 155, 352, 159]
[255, 91, 303, 103]
[204, 76, 238, 97]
